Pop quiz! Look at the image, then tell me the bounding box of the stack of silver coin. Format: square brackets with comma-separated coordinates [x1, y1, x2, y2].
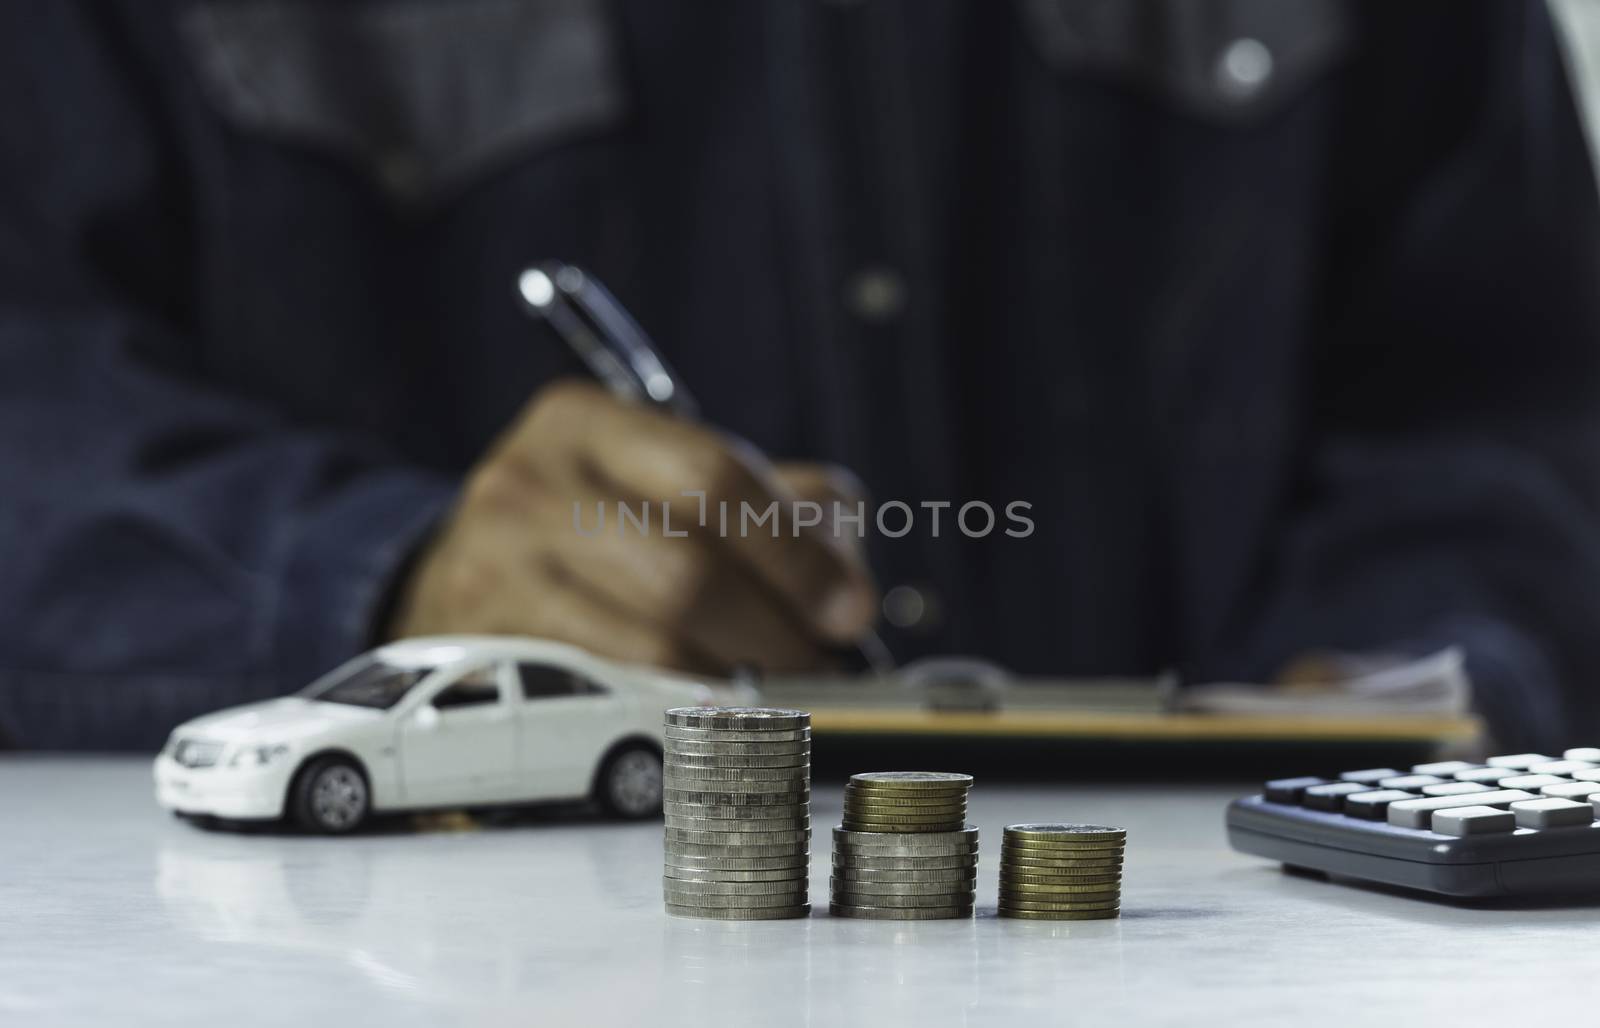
[830, 771, 978, 920]
[662, 707, 812, 920]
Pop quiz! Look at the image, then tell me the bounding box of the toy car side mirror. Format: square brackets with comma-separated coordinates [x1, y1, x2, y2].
[413, 705, 441, 731]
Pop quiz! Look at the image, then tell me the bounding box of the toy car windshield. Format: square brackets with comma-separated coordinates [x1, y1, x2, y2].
[300, 656, 435, 710]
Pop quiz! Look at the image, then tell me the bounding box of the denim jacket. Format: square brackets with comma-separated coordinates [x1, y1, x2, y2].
[2, 0, 1598, 749]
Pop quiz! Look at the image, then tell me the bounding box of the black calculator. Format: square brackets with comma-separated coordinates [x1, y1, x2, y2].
[1227, 748, 1600, 897]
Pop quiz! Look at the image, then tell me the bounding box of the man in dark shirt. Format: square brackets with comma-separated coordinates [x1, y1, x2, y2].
[3, 0, 1599, 750]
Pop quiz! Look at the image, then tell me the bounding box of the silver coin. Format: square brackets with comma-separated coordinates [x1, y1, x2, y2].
[832, 845, 979, 864]
[665, 749, 812, 765]
[665, 839, 812, 851]
[665, 903, 810, 920]
[664, 707, 810, 731]
[664, 788, 810, 807]
[831, 867, 976, 884]
[828, 903, 973, 920]
[832, 826, 979, 850]
[664, 877, 810, 896]
[665, 827, 812, 846]
[664, 850, 808, 868]
[827, 877, 974, 896]
[665, 766, 812, 782]
[829, 888, 976, 908]
[665, 814, 810, 833]
[663, 866, 810, 883]
[662, 888, 810, 908]
[663, 801, 811, 820]
[665, 739, 811, 757]
[664, 726, 812, 743]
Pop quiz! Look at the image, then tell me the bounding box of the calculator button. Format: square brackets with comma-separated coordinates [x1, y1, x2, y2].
[1454, 767, 1524, 784]
[1420, 782, 1492, 797]
[1343, 790, 1416, 819]
[1540, 782, 1600, 800]
[1378, 774, 1447, 790]
[1563, 748, 1600, 763]
[1264, 776, 1329, 803]
[1431, 806, 1516, 836]
[1511, 797, 1595, 829]
[1497, 774, 1569, 791]
[1339, 768, 1403, 786]
[1386, 790, 1536, 829]
[1529, 760, 1598, 776]
[1411, 760, 1481, 776]
[1486, 753, 1556, 770]
[1303, 782, 1371, 810]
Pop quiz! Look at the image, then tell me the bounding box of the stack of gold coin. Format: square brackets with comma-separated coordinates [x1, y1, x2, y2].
[830, 771, 977, 920]
[997, 823, 1126, 920]
[662, 707, 811, 920]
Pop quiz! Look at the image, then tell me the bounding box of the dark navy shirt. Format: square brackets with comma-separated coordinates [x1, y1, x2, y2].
[3, 0, 1599, 749]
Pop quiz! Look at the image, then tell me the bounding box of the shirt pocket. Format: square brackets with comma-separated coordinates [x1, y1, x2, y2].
[1016, 0, 1356, 125]
[179, 0, 627, 204]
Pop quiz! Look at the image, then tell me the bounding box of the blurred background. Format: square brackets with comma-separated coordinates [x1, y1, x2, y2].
[3, 0, 1600, 770]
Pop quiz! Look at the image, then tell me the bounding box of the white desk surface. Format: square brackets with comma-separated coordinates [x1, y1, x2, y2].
[4, 756, 1598, 1027]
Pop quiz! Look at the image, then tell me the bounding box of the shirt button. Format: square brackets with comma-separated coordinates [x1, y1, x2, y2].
[1215, 37, 1273, 102]
[883, 583, 940, 632]
[844, 267, 907, 323]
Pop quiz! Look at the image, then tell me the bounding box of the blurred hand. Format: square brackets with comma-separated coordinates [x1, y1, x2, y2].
[387, 380, 879, 674]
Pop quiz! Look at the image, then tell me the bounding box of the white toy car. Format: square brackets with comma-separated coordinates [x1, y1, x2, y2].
[153, 636, 727, 832]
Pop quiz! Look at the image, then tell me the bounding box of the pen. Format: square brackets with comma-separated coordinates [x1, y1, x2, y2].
[517, 260, 895, 677]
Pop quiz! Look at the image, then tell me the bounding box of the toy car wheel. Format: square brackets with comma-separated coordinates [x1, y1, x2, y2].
[291, 757, 370, 834]
[597, 744, 663, 819]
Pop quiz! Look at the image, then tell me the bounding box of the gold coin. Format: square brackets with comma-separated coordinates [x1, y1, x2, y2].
[843, 802, 967, 816]
[842, 788, 970, 807]
[1004, 823, 1126, 843]
[999, 880, 1121, 895]
[1002, 839, 1126, 854]
[848, 772, 973, 791]
[999, 854, 1123, 869]
[997, 897, 1120, 912]
[998, 907, 1120, 921]
[842, 808, 967, 822]
[1001, 872, 1123, 887]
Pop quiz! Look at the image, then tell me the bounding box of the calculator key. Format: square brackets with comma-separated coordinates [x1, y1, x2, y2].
[1431, 806, 1516, 836]
[1529, 760, 1598, 776]
[1303, 782, 1371, 810]
[1411, 760, 1481, 776]
[1339, 768, 1403, 786]
[1563, 747, 1600, 763]
[1378, 774, 1447, 790]
[1420, 782, 1492, 797]
[1497, 774, 1569, 791]
[1386, 790, 1536, 829]
[1540, 782, 1600, 800]
[1486, 753, 1555, 770]
[1343, 790, 1417, 819]
[1511, 797, 1595, 829]
[1264, 776, 1330, 803]
[1454, 767, 1525, 784]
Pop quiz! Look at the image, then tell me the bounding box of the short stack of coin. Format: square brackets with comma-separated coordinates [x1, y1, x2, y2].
[830, 772, 977, 919]
[662, 707, 812, 920]
[997, 823, 1126, 920]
